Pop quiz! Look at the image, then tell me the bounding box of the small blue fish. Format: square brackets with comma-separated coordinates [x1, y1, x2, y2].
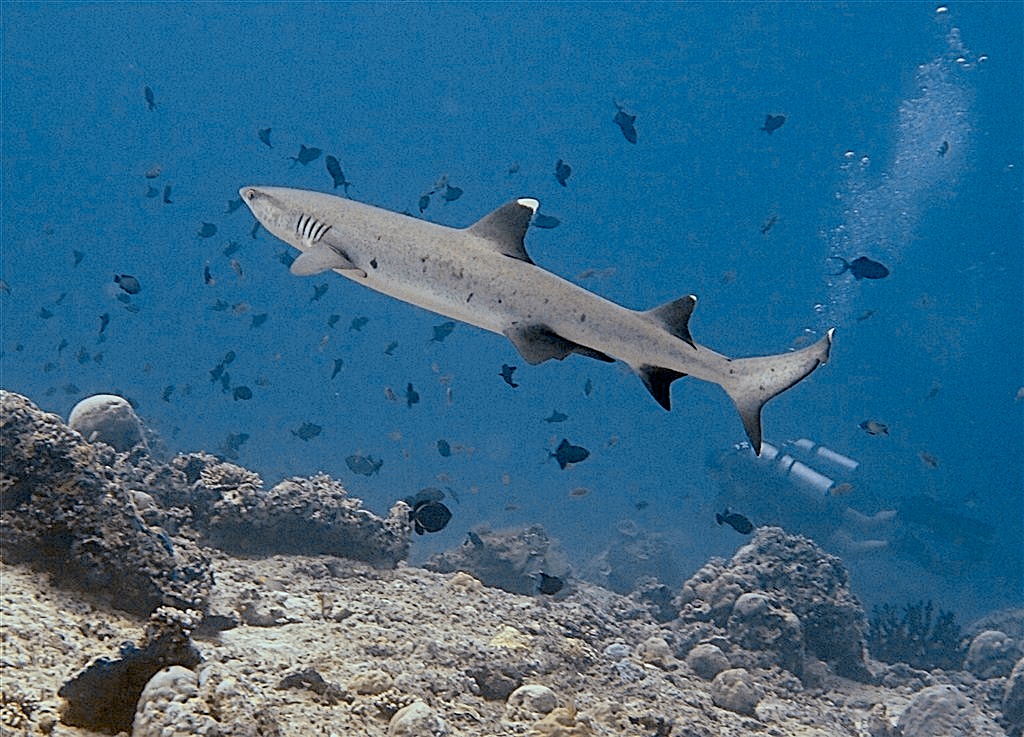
[550, 438, 589, 469]
[829, 256, 889, 280]
[760, 114, 786, 134]
[554, 159, 571, 187]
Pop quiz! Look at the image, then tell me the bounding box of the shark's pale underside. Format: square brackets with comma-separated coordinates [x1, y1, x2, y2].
[241, 187, 833, 453]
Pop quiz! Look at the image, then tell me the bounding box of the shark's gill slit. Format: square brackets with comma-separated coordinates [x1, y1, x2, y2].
[296, 213, 331, 246]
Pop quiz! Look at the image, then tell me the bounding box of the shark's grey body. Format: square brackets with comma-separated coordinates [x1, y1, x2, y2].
[241, 186, 833, 453]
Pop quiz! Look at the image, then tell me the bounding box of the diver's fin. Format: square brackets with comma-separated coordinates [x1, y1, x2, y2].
[466, 198, 539, 263]
[504, 324, 614, 365]
[290, 244, 366, 277]
[636, 365, 687, 410]
[721, 329, 834, 454]
[642, 295, 697, 348]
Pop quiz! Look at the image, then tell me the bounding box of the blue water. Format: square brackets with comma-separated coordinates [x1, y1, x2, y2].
[3, 2, 1021, 621]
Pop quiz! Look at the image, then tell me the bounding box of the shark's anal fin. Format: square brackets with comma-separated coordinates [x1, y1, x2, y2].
[504, 324, 615, 365]
[637, 365, 687, 410]
[467, 198, 539, 263]
[643, 295, 697, 348]
[290, 244, 367, 277]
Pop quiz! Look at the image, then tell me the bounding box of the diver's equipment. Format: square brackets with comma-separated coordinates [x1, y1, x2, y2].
[753, 438, 859, 498]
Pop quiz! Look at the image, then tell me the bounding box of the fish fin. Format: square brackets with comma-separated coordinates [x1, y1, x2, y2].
[636, 365, 687, 410]
[290, 245, 366, 277]
[467, 198, 539, 263]
[715, 513, 724, 525]
[504, 324, 614, 365]
[826, 256, 850, 276]
[643, 295, 697, 348]
[721, 329, 834, 455]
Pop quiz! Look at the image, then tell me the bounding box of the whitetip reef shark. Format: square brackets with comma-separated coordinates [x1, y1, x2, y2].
[241, 187, 833, 453]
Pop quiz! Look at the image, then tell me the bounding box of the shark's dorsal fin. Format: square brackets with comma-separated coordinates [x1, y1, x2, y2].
[291, 244, 367, 277]
[504, 323, 614, 365]
[643, 295, 697, 348]
[636, 365, 687, 410]
[467, 198, 538, 263]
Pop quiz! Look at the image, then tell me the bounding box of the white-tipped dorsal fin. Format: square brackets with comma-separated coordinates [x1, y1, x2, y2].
[643, 295, 697, 348]
[291, 244, 366, 277]
[466, 198, 538, 263]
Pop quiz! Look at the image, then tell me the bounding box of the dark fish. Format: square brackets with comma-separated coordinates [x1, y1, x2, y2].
[418, 194, 431, 213]
[293, 422, 322, 441]
[405, 383, 419, 408]
[98, 312, 110, 334]
[325, 155, 352, 193]
[258, 128, 273, 148]
[613, 102, 638, 143]
[442, 184, 463, 203]
[918, 451, 939, 469]
[550, 438, 589, 469]
[532, 214, 560, 229]
[327, 314, 340, 328]
[223, 350, 236, 364]
[760, 215, 778, 235]
[856, 309, 876, 322]
[198, 222, 217, 238]
[554, 159, 572, 186]
[635, 500, 649, 511]
[829, 255, 889, 280]
[544, 410, 568, 423]
[58, 339, 68, 353]
[38, 307, 54, 320]
[500, 363, 519, 388]
[331, 358, 344, 379]
[77, 347, 91, 364]
[161, 385, 174, 402]
[250, 313, 268, 328]
[144, 164, 162, 179]
[232, 385, 252, 401]
[311, 283, 329, 302]
[145, 186, 159, 198]
[384, 341, 398, 355]
[144, 86, 155, 111]
[162, 185, 172, 204]
[349, 315, 368, 330]
[204, 266, 215, 285]
[219, 371, 231, 392]
[250, 221, 261, 239]
[223, 240, 241, 257]
[584, 378, 593, 396]
[760, 114, 786, 134]
[410, 499, 452, 535]
[114, 274, 141, 295]
[346, 454, 383, 476]
[115, 293, 132, 305]
[938, 140, 949, 157]
[431, 321, 456, 342]
[73, 250, 84, 266]
[859, 419, 889, 436]
[225, 197, 244, 214]
[229, 259, 243, 278]
[290, 144, 321, 166]
[716, 509, 754, 534]
[466, 531, 484, 548]
[536, 572, 564, 595]
[437, 439, 452, 457]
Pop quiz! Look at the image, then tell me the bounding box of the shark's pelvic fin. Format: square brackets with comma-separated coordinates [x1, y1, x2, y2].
[722, 329, 835, 454]
[504, 323, 615, 365]
[636, 365, 687, 410]
[290, 244, 366, 277]
[643, 295, 697, 348]
[466, 198, 538, 263]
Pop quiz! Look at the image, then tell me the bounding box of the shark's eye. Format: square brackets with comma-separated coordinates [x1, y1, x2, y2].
[296, 213, 332, 244]
[243, 188, 256, 201]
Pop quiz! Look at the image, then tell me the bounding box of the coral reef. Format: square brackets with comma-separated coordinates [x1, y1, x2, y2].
[676, 526, 870, 679]
[868, 600, 966, 671]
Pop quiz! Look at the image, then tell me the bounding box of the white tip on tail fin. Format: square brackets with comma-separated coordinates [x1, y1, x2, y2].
[722, 329, 834, 454]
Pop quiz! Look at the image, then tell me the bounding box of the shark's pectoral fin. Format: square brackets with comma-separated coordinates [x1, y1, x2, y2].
[290, 244, 367, 278]
[636, 365, 687, 410]
[504, 324, 615, 365]
[643, 295, 697, 348]
[466, 198, 539, 263]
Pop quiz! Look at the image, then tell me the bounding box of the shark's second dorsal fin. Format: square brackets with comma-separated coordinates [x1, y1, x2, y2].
[643, 295, 697, 348]
[291, 244, 367, 277]
[467, 198, 539, 263]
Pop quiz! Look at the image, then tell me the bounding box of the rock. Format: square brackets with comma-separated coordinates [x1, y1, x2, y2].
[964, 630, 1022, 679]
[388, 700, 448, 736]
[677, 526, 870, 679]
[68, 393, 146, 451]
[686, 643, 731, 680]
[506, 684, 558, 720]
[466, 662, 521, 701]
[132, 666, 216, 737]
[727, 591, 805, 678]
[637, 636, 676, 669]
[895, 684, 1004, 737]
[1004, 656, 1024, 736]
[350, 668, 394, 695]
[710, 667, 761, 716]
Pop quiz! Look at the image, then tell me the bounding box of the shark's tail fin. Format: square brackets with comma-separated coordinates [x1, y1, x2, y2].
[722, 329, 834, 455]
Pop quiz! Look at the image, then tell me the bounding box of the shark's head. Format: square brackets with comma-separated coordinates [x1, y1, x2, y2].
[240, 186, 303, 248]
